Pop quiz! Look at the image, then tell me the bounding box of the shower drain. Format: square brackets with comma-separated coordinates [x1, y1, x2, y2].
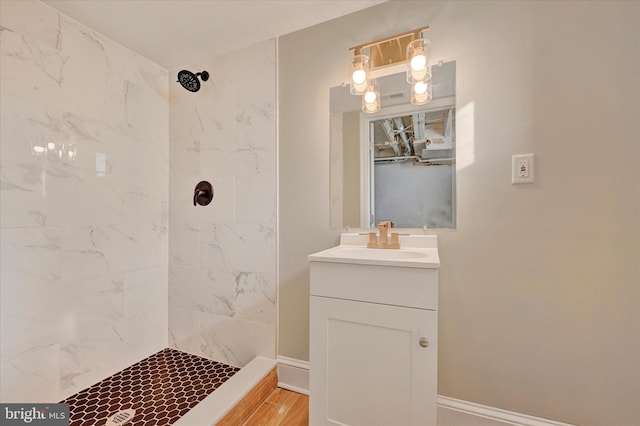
[104, 408, 136, 425]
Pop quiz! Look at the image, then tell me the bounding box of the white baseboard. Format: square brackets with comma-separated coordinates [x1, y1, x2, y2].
[276, 357, 575, 426]
[437, 396, 575, 426]
[276, 355, 309, 395]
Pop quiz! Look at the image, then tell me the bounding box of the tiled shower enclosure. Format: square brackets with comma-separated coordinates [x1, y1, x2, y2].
[0, 0, 277, 408]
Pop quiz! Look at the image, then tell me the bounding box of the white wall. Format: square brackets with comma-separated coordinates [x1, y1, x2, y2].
[168, 40, 277, 367]
[279, 1, 640, 425]
[0, 0, 169, 402]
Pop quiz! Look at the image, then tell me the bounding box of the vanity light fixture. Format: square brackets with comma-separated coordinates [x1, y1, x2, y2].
[349, 26, 431, 112]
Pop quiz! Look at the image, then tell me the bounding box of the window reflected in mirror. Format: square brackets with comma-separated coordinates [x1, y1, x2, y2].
[371, 106, 455, 228]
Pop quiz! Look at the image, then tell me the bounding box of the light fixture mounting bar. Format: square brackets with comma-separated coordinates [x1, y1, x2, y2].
[349, 26, 429, 69]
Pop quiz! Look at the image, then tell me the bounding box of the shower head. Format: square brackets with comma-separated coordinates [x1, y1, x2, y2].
[177, 70, 209, 92]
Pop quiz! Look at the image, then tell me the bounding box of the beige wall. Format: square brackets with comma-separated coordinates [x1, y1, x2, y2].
[278, 1, 640, 425]
[342, 110, 361, 226]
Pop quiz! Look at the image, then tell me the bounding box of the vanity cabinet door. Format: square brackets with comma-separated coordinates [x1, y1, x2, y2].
[310, 296, 437, 426]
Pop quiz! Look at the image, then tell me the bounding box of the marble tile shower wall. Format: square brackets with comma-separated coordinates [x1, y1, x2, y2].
[168, 40, 277, 367]
[0, 2, 169, 402]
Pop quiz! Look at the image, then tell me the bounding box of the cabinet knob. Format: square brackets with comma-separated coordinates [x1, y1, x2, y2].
[419, 337, 429, 348]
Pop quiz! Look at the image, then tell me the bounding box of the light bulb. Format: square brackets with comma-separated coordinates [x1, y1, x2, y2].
[414, 81, 428, 95]
[352, 68, 367, 85]
[47, 142, 56, 150]
[362, 79, 379, 113]
[410, 51, 427, 71]
[33, 145, 45, 153]
[364, 90, 377, 104]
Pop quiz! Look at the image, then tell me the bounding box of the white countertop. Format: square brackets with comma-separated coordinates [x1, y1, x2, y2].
[309, 233, 440, 269]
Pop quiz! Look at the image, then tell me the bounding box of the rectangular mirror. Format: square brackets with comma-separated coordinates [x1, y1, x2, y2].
[330, 61, 456, 229]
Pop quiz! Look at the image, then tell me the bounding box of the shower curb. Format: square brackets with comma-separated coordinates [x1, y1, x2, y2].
[173, 357, 277, 426]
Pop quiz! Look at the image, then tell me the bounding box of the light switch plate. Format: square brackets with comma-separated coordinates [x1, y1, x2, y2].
[512, 154, 535, 184]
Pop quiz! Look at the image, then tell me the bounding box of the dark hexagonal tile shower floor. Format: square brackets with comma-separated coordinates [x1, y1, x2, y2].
[61, 348, 240, 426]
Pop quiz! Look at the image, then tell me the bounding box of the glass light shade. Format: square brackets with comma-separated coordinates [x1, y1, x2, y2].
[406, 39, 431, 83]
[362, 80, 380, 113]
[350, 55, 370, 95]
[411, 80, 432, 105]
[363, 100, 380, 113]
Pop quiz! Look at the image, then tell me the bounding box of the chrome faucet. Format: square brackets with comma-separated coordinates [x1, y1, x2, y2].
[367, 221, 400, 249]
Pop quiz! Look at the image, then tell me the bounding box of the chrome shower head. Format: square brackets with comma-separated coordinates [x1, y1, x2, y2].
[177, 70, 209, 92]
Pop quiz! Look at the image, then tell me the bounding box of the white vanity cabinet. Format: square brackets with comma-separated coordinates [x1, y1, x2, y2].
[309, 234, 439, 426]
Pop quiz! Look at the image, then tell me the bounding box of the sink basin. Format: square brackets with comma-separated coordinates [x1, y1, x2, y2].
[309, 239, 439, 269]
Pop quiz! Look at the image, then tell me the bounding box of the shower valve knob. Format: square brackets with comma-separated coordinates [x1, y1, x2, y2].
[193, 181, 214, 206]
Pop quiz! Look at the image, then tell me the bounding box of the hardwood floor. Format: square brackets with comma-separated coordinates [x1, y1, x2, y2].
[242, 388, 309, 426]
